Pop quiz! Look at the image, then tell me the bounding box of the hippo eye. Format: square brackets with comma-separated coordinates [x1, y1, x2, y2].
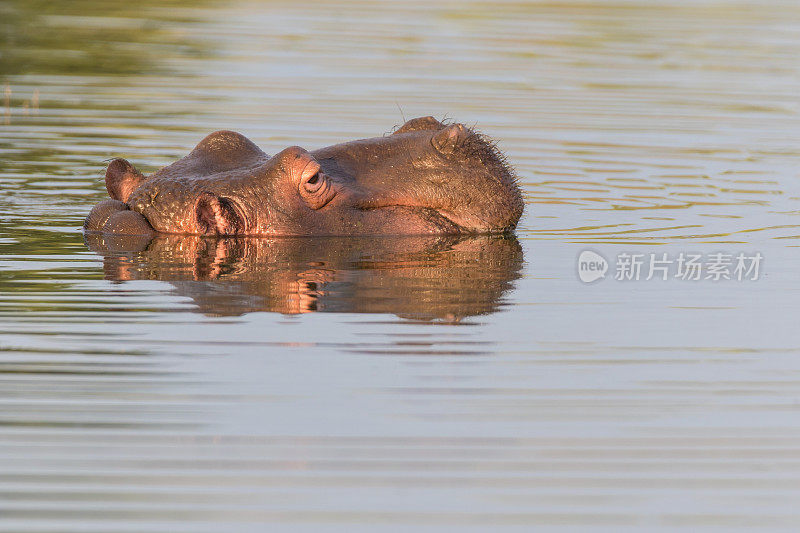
[296, 156, 335, 209]
[299, 169, 335, 209]
[301, 170, 326, 194]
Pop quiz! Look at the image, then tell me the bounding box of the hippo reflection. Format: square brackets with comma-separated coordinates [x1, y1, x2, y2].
[85, 233, 523, 320]
[85, 117, 523, 237]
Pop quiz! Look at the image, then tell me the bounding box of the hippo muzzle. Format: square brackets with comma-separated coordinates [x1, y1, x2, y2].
[84, 199, 155, 236]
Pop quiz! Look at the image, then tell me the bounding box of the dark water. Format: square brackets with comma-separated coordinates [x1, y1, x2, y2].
[2, 1, 800, 530]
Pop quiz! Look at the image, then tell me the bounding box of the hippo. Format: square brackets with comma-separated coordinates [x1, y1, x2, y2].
[84, 116, 523, 237]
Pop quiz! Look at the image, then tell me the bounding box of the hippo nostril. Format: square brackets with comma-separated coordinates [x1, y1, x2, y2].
[307, 172, 319, 185]
[195, 193, 246, 235]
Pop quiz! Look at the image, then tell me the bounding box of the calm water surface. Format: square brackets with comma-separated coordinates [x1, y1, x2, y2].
[2, 0, 800, 530]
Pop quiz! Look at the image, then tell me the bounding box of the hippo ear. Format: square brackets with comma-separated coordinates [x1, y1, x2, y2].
[431, 123, 468, 155]
[393, 116, 445, 135]
[105, 158, 145, 202]
[195, 192, 244, 235]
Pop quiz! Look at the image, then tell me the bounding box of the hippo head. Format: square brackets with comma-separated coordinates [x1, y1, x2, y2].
[84, 116, 524, 237]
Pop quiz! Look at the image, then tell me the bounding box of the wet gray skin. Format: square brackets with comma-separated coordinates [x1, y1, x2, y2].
[84, 116, 524, 237]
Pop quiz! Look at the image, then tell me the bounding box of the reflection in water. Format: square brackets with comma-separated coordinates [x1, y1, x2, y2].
[85, 233, 523, 320]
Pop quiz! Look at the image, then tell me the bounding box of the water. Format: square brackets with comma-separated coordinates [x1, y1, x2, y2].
[2, 0, 800, 530]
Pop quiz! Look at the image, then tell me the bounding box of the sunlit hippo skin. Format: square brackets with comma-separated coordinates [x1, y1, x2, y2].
[84, 116, 523, 237]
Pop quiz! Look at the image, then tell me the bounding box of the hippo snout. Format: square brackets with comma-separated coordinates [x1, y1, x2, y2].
[84, 199, 154, 236]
